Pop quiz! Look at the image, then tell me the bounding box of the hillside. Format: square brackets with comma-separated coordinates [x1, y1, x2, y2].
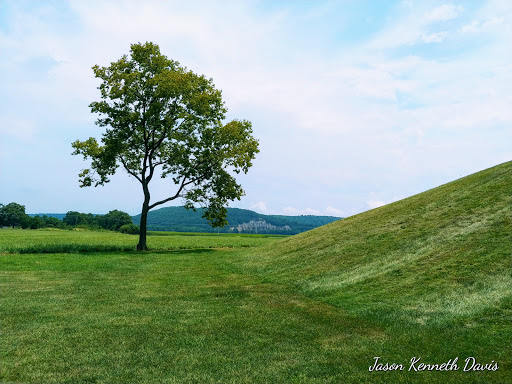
[132, 206, 341, 234]
[240, 161, 511, 315]
[236, 161, 511, 379]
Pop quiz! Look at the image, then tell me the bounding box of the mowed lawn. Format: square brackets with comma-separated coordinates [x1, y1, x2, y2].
[2, 237, 378, 384]
[1, 232, 509, 383]
[0, 229, 281, 254]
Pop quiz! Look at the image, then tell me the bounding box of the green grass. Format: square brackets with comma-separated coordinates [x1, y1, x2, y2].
[147, 230, 287, 238]
[0, 162, 510, 383]
[0, 229, 278, 254]
[1, 250, 382, 383]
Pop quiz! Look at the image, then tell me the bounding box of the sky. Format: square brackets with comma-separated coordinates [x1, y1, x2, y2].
[1, 0, 511, 217]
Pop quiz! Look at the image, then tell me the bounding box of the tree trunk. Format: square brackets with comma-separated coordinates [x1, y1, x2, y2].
[137, 201, 149, 251]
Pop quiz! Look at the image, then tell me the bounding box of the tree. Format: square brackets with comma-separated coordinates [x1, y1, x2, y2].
[44, 216, 65, 229]
[28, 215, 45, 229]
[63, 211, 87, 227]
[72, 42, 259, 250]
[98, 210, 133, 231]
[0, 204, 4, 227]
[119, 223, 140, 235]
[0, 202, 28, 228]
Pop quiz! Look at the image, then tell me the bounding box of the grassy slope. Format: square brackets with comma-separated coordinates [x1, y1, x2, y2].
[234, 161, 511, 381]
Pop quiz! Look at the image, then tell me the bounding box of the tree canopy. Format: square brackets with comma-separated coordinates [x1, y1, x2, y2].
[0, 202, 28, 228]
[72, 42, 259, 250]
[98, 210, 133, 231]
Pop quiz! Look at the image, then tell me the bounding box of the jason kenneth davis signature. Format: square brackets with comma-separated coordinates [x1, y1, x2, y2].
[369, 356, 499, 372]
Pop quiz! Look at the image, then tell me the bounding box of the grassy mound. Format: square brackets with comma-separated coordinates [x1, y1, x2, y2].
[235, 161, 511, 380]
[240, 161, 511, 319]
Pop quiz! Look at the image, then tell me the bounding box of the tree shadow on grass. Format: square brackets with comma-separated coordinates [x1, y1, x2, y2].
[135, 248, 219, 255]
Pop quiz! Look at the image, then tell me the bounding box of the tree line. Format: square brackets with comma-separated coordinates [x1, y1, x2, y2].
[0, 202, 139, 234]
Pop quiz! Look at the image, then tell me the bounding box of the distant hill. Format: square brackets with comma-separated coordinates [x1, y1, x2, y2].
[132, 207, 341, 234]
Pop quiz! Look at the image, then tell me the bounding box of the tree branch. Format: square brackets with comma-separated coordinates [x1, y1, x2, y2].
[119, 155, 143, 184]
[147, 153, 156, 184]
[141, 100, 150, 185]
[148, 175, 190, 210]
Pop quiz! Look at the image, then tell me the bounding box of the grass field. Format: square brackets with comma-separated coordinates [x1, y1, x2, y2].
[1, 162, 510, 383]
[0, 229, 281, 254]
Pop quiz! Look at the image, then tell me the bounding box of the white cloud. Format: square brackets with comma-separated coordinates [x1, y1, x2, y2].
[368, 3, 464, 49]
[424, 4, 463, 23]
[281, 207, 320, 216]
[460, 16, 505, 33]
[0, 118, 36, 142]
[327, 66, 416, 101]
[250, 201, 268, 213]
[279, 206, 341, 216]
[421, 31, 448, 43]
[304, 208, 321, 215]
[282, 206, 300, 215]
[325, 206, 344, 217]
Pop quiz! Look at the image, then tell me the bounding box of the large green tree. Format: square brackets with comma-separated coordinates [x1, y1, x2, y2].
[72, 42, 259, 250]
[98, 210, 133, 231]
[0, 202, 28, 228]
[63, 211, 90, 227]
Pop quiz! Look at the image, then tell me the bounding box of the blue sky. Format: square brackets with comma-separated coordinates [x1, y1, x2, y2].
[1, 0, 511, 217]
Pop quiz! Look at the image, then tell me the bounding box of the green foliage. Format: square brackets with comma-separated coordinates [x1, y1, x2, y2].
[62, 210, 132, 232]
[0, 202, 28, 228]
[14, 208, 134, 232]
[98, 210, 133, 231]
[44, 216, 66, 228]
[63, 211, 96, 227]
[27, 216, 44, 229]
[72, 42, 259, 249]
[24, 214, 68, 230]
[119, 223, 140, 235]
